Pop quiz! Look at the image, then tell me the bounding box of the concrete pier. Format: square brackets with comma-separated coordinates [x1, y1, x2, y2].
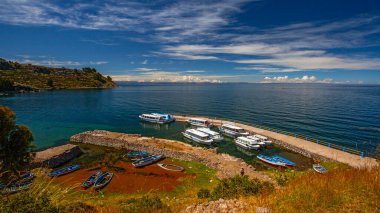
[175, 115, 379, 169]
[32, 144, 82, 168]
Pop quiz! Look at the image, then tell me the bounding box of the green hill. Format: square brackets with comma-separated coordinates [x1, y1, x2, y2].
[0, 58, 117, 91]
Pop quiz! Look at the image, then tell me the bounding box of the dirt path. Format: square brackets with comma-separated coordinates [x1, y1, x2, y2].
[174, 115, 379, 169]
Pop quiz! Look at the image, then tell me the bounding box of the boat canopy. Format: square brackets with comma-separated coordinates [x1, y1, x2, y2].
[222, 124, 247, 133]
[185, 129, 210, 139]
[188, 118, 209, 123]
[253, 134, 267, 140]
[197, 127, 219, 136]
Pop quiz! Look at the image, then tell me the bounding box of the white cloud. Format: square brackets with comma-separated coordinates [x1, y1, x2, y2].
[184, 70, 205, 73]
[141, 59, 148, 65]
[134, 67, 159, 72]
[261, 75, 333, 83]
[12, 57, 107, 67]
[111, 72, 231, 83]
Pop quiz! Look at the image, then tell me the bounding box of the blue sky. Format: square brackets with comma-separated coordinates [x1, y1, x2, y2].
[1, 0, 380, 83]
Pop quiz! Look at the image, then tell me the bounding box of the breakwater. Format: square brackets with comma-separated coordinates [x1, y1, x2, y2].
[32, 144, 82, 168]
[174, 115, 379, 169]
[70, 130, 272, 181]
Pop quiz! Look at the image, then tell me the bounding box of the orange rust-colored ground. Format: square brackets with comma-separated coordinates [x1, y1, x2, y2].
[51, 159, 188, 194]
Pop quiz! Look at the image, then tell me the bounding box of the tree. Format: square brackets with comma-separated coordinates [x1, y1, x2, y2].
[0, 106, 35, 175]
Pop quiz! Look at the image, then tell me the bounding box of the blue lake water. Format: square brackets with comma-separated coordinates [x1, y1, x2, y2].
[1, 83, 379, 160]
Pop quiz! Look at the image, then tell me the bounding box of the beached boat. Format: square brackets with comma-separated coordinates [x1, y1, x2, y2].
[256, 154, 287, 167]
[313, 164, 328, 174]
[82, 171, 103, 188]
[250, 134, 272, 146]
[132, 155, 164, 167]
[219, 124, 249, 137]
[157, 163, 184, 172]
[139, 113, 175, 124]
[271, 155, 296, 166]
[182, 129, 214, 145]
[234, 137, 260, 150]
[187, 118, 213, 128]
[2, 181, 33, 194]
[94, 172, 114, 190]
[197, 127, 224, 142]
[48, 164, 80, 177]
[127, 151, 150, 158]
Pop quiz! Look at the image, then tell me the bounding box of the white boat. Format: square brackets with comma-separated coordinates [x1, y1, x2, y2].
[139, 113, 175, 124]
[234, 137, 260, 150]
[219, 124, 249, 137]
[182, 129, 214, 145]
[246, 136, 266, 146]
[197, 127, 224, 142]
[251, 134, 272, 145]
[187, 118, 212, 128]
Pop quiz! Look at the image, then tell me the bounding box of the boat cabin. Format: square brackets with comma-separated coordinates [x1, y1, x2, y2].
[221, 124, 249, 135]
[184, 129, 211, 140]
[187, 118, 212, 127]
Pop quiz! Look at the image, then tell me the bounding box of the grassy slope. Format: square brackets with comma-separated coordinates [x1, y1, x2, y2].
[246, 162, 380, 212]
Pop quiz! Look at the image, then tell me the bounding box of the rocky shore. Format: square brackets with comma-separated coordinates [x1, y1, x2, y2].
[70, 130, 272, 181]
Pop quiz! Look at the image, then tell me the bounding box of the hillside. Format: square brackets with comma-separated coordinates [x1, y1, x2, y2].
[0, 58, 117, 91]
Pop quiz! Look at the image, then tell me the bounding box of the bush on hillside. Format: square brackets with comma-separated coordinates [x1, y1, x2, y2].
[0, 193, 58, 213]
[197, 188, 211, 198]
[210, 175, 274, 200]
[120, 196, 171, 213]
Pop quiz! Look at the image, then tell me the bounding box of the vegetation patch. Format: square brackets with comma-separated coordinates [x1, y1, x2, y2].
[120, 196, 171, 213]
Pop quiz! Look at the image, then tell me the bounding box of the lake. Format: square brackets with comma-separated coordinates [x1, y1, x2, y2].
[1, 83, 379, 162]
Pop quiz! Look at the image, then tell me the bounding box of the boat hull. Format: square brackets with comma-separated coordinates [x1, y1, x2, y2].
[48, 164, 80, 177]
[94, 172, 114, 190]
[132, 155, 164, 167]
[257, 155, 287, 167]
[182, 132, 213, 145]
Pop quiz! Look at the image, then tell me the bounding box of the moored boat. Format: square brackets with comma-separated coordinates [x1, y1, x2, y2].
[313, 164, 328, 174]
[94, 172, 114, 190]
[187, 118, 213, 128]
[219, 124, 249, 137]
[197, 127, 224, 142]
[157, 163, 184, 172]
[182, 129, 214, 145]
[234, 137, 260, 150]
[48, 164, 80, 177]
[2, 181, 33, 194]
[250, 134, 272, 146]
[256, 154, 287, 167]
[139, 113, 175, 124]
[82, 171, 103, 189]
[132, 155, 164, 167]
[127, 151, 150, 158]
[271, 155, 296, 166]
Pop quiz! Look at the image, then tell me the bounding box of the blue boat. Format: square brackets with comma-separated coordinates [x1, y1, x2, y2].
[82, 171, 103, 188]
[257, 154, 287, 167]
[132, 155, 164, 167]
[127, 151, 150, 158]
[313, 164, 328, 174]
[2, 181, 33, 194]
[48, 164, 80, 177]
[94, 172, 114, 190]
[271, 155, 296, 166]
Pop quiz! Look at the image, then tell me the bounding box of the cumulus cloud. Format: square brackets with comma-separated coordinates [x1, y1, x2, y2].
[261, 75, 333, 83]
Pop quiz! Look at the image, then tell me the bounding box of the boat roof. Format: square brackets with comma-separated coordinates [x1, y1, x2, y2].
[152, 113, 171, 117]
[222, 123, 244, 130]
[236, 136, 253, 142]
[188, 118, 208, 122]
[141, 113, 162, 118]
[253, 134, 267, 140]
[185, 129, 209, 137]
[197, 127, 219, 135]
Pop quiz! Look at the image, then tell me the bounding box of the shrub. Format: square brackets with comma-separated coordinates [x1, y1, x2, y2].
[0, 193, 58, 213]
[210, 175, 274, 200]
[197, 188, 210, 199]
[120, 196, 171, 213]
[275, 173, 294, 186]
[59, 202, 96, 213]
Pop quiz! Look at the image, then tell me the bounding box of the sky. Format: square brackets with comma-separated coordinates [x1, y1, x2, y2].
[1, 0, 380, 83]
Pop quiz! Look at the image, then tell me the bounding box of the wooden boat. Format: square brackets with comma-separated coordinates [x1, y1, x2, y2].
[157, 163, 184, 172]
[132, 155, 164, 167]
[271, 155, 296, 167]
[257, 154, 287, 167]
[48, 164, 80, 177]
[2, 181, 33, 194]
[93, 172, 114, 190]
[82, 171, 103, 188]
[313, 164, 328, 174]
[127, 151, 150, 158]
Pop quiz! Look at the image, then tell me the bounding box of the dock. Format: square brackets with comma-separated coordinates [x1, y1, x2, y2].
[175, 115, 379, 169]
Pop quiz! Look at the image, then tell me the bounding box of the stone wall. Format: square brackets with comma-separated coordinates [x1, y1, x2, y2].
[31, 144, 82, 168]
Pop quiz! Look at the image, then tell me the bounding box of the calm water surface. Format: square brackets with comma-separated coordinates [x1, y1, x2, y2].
[1, 83, 379, 165]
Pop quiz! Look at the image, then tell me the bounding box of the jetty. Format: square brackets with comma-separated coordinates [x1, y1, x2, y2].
[175, 115, 379, 169]
[70, 130, 272, 181]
